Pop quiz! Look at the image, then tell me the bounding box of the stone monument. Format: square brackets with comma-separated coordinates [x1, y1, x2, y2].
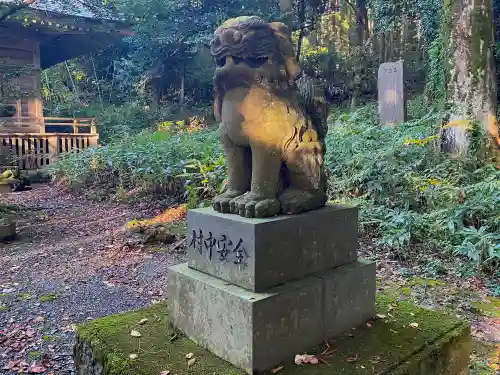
[378, 61, 407, 125]
[167, 16, 376, 374]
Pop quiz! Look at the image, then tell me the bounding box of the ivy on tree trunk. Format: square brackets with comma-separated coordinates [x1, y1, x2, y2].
[444, 0, 500, 153]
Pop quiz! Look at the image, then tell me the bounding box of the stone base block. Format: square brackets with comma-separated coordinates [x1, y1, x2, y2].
[167, 260, 375, 374]
[322, 260, 377, 338]
[186, 204, 358, 292]
[74, 294, 471, 375]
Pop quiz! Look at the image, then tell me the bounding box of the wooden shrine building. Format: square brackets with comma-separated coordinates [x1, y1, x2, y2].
[0, 0, 132, 169]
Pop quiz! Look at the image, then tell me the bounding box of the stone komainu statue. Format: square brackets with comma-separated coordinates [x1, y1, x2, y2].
[211, 16, 330, 218]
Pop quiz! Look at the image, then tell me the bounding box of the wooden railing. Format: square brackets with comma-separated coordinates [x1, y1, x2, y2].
[0, 133, 99, 170]
[0, 117, 97, 134]
[43, 117, 97, 134]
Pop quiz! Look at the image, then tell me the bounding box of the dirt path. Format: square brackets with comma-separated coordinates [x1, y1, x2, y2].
[0, 185, 185, 374]
[0, 184, 498, 374]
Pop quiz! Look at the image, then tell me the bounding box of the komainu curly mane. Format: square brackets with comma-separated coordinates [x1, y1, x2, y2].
[210, 16, 330, 218]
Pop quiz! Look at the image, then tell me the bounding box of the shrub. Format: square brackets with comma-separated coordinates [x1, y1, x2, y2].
[50, 128, 225, 206]
[325, 103, 500, 269]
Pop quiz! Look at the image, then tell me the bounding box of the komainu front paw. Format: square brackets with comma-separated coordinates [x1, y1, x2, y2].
[279, 188, 327, 215]
[230, 192, 280, 218]
[213, 189, 247, 213]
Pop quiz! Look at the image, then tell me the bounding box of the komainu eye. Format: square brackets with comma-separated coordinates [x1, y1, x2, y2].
[216, 57, 226, 67]
[244, 57, 268, 68]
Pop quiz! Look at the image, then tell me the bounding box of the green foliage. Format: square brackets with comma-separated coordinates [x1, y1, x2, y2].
[0, 62, 34, 104]
[96, 103, 158, 143]
[426, 37, 447, 99]
[326, 102, 500, 269]
[50, 128, 225, 206]
[368, 0, 442, 44]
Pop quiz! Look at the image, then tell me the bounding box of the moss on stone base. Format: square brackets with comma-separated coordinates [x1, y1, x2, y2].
[75, 294, 470, 375]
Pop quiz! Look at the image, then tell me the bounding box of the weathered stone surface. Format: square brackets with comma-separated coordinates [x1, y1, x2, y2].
[378, 61, 406, 125]
[167, 260, 374, 374]
[210, 16, 330, 218]
[321, 259, 376, 338]
[0, 217, 16, 242]
[0, 183, 11, 193]
[168, 263, 323, 373]
[187, 204, 358, 292]
[73, 294, 471, 375]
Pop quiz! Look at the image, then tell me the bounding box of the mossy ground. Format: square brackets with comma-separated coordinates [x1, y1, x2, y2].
[471, 297, 500, 319]
[76, 294, 469, 375]
[377, 276, 500, 374]
[38, 293, 58, 302]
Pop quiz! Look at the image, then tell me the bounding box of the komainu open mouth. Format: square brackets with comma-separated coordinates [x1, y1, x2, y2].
[216, 55, 269, 69]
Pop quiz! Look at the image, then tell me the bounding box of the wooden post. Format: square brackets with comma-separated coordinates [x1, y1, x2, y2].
[90, 119, 97, 135]
[47, 136, 58, 164]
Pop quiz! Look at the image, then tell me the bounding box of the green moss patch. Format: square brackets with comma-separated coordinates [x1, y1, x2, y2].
[18, 293, 32, 300]
[38, 293, 58, 302]
[407, 277, 445, 288]
[471, 297, 500, 318]
[27, 351, 42, 360]
[76, 294, 470, 375]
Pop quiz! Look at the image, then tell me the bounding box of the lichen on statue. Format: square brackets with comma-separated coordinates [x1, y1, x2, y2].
[210, 16, 330, 218]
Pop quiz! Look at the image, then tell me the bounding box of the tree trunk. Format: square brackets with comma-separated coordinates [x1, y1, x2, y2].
[279, 0, 295, 29]
[180, 62, 185, 110]
[296, 0, 306, 61]
[444, 0, 500, 153]
[355, 0, 368, 45]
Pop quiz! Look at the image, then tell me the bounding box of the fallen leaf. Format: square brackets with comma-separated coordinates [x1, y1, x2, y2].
[129, 354, 138, 359]
[139, 318, 148, 325]
[294, 354, 319, 365]
[187, 358, 196, 367]
[376, 314, 387, 319]
[345, 355, 359, 363]
[271, 365, 284, 373]
[27, 363, 47, 373]
[169, 333, 178, 342]
[130, 330, 141, 337]
[159, 371, 170, 375]
[185, 352, 194, 359]
[409, 322, 419, 329]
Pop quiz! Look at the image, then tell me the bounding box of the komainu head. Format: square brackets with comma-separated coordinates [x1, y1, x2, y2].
[210, 16, 298, 91]
[210, 16, 292, 66]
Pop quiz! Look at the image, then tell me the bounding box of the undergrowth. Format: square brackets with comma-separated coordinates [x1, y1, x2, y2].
[50, 101, 500, 271]
[49, 129, 224, 205]
[327, 104, 500, 272]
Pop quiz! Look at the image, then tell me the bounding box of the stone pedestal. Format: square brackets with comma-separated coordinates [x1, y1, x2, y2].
[167, 204, 376, 374]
